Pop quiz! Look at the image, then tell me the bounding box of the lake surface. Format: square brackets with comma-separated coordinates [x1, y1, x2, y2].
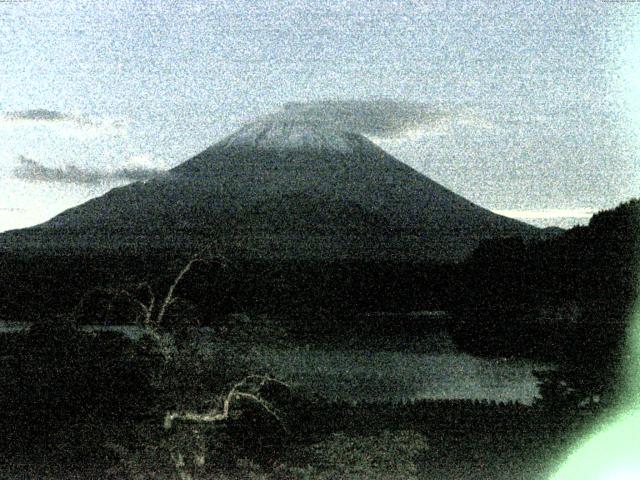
[1, 322, 550, 405]
[238, 345, 548, 405]
[196, 328, 551, 405]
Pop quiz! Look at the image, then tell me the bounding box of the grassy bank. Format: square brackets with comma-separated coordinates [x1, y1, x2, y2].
[0, 319, 593, 479]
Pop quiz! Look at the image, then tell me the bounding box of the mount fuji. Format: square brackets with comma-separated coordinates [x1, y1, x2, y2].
[0, 119, 538, 261]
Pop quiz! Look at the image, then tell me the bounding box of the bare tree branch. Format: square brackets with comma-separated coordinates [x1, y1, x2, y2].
[163, 375, 290, 435]
[156, 256, 205, 325]
[116, 287, 154, 324]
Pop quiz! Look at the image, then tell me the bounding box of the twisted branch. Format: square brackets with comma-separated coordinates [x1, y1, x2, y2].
[164, 375, 290, 435]
[156, 257, 205, 326]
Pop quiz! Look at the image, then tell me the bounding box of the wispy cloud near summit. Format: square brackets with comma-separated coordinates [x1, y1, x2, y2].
[264, 100, 493, 140]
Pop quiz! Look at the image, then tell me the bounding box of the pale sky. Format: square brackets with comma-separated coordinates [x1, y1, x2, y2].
[0, 0, 639, 232]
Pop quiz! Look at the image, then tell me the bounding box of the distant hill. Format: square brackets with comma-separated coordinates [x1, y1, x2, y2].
[0, 119, 539, 262]
[451, 198, 640, 400]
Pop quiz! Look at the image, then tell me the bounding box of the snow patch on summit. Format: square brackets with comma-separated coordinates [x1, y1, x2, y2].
[220, 120, 368, 154]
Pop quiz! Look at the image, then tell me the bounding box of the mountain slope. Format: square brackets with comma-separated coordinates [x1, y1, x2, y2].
[0, 120, 538, 261]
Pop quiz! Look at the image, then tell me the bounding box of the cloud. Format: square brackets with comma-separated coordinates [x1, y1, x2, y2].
[13, 156, 164, 185]
[125, 153, 172, 170]
[492, 208, 596, 220]
[4, 109, 72, 122]
[0, 109, 126, 137]
[264, 99, 493, 139]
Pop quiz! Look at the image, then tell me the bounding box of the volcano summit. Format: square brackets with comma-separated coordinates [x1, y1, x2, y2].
[1, 119, 537, 261]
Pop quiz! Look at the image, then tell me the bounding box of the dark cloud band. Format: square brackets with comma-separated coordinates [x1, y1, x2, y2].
[13, 156, 162, 185]
[4, 109, 73, 122]
[1, 109, 125, 135]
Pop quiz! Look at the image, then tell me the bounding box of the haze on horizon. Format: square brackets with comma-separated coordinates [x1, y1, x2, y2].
[0, 0, 638, 233]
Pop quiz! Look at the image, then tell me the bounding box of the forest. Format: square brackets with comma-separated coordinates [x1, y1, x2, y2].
[0, 199, 637, 478]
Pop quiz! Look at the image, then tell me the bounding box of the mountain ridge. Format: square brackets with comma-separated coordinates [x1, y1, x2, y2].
[0, 119, 539, 261]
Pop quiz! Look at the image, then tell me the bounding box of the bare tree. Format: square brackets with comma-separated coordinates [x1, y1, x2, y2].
[72, 249, 227, 361]
[156, 255, 208, 327]
[164, 374, 289, 431]
[163, 375, 290, 480]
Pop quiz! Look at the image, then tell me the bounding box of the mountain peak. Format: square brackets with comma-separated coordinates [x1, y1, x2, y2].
[218, 119, 370, 154]
[1, 116, 540, 261]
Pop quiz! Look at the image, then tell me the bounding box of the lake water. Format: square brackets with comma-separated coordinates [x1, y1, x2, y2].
[0, 322, 550, 405]
[236, 344, 548, 405]
[196, 328, 551, 405]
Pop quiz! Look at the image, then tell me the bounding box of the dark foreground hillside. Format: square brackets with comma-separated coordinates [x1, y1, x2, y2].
[0, 120, 540, 325]
[0, 200, 636, 478]
[0, 320, 594, 480]
[0, 254, 458, 323]
[453, 198, 640, 405]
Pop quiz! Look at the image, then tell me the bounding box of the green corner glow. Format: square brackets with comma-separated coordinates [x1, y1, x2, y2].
[551, 302, 640, 479]
[550, 408, 640, 480]
[550, 8, 640, 479]
[551, 255, 640, 480]
[551, 272, 640, 479]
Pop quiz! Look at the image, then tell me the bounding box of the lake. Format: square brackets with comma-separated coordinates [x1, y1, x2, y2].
[0, 321, 550, 405]
[196, 328, 551, 405]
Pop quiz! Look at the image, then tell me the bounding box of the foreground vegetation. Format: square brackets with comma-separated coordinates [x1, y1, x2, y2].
[0, 318, 606, 479]
[0, 199, 637, 478]
[453, 199, 639, 407]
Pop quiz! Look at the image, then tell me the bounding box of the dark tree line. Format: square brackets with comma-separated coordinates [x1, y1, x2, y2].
[1, 198, 637, 409]
[451, 199, 640, 404]
[0, 251, 455, 324]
